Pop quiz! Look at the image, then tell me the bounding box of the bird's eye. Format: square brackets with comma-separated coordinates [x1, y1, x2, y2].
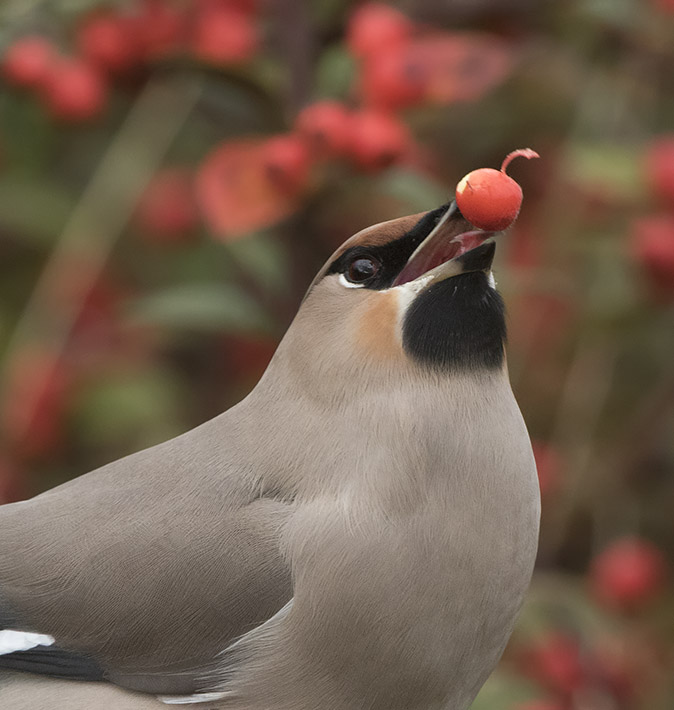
[346, 256, 380, 284]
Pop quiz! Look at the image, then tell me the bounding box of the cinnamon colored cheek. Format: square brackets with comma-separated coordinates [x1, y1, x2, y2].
[355, 292, 404, 360]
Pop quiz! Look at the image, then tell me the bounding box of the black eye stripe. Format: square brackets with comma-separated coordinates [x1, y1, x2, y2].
[327, 203, 450, 290]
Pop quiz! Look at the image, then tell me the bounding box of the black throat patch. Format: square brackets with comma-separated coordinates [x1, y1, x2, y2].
[402, 272, 506, 371]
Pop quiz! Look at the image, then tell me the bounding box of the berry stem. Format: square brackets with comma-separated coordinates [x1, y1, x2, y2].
[501, 148, 540, 174]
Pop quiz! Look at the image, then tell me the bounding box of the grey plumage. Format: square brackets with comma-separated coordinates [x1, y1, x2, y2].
[0, 203, 540, 709]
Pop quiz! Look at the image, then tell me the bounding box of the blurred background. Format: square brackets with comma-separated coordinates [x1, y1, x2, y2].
[0, 1, 672, 708]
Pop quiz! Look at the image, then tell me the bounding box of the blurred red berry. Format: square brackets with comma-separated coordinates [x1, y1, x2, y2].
[645, 136, 674, 208]
[591, 640, 638, 702]
[404, 34, 514, 105]
[630, 214, 674, 299]
[192, 7, 258, 64]
[58, 269, 126, 358]
[136, 168, 199, 242]
[651, 0, 674, 12]
[531, 441, 561, 497]
[133, 0, 186, 59]
[40, 57, 107, 122]
[295, 101, 352, 158]
[348, 109, 409, 171]
[0, 456, 26, 504]
[77, 10, 141, 75]
[359, 46, 426, 110]
[224, 334, 277, 382]
[346, 3, 413, 59]
[507, 223, 541, 268]
[2, 350, 70, 461]
[2, 36, 55, 89]
[227, 0, 259, 12]
[521, 633, 585, 697]
[589, 538, 667, 611]
[262, 135, 311, 192]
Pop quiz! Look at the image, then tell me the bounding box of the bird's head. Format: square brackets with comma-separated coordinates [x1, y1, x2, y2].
[268, 201, 507, 404]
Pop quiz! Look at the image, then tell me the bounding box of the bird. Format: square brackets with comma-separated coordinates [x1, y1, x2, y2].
[0, 200, 540, 710]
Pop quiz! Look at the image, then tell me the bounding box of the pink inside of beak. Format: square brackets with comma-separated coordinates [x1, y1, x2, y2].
[392, 230, 491, 286]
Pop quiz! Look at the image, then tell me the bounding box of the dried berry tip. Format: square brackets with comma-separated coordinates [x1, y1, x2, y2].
[501, 148, 540, 174]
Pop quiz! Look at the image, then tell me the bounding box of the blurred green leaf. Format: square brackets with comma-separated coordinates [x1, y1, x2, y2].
[226, 231, 290, 295]
[71, 368, 184, 450]
[315, 46, 357, 101]
[0, 176, 73, 244]
[0, 92, 56, 174]
[562, 143, 647, 201]
[585, 236, 640, 323]
[310, 0, 350, 26]
[518, 573, 609, 639]
[470, 671, 538, 710]
[377, 168, 449, 212]
[127, 283, 273, 333]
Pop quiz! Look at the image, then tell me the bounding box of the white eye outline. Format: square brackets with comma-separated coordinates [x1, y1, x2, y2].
[338, 273, 366, 289]
[339, 255, 381, 289]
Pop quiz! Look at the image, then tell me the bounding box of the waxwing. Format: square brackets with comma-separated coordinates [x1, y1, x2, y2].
[0, 201, 540, 710]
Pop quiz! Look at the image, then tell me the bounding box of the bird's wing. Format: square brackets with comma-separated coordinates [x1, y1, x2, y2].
[0, 424, 294, 695]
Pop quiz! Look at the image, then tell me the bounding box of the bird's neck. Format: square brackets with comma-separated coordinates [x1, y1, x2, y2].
[229, 364, 524, 508]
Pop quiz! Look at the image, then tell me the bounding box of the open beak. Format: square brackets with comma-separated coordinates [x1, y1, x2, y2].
[392, 202, 497, 288]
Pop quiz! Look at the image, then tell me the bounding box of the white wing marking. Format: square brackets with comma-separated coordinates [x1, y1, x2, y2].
[0, 630, 55, 655]
[158, 692, 229, 705]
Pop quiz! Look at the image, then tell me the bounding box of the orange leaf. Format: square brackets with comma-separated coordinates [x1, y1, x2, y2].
[196, 139, 306, 239]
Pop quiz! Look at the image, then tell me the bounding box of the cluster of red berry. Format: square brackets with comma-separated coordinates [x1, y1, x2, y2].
[0, 267, 149, 476]
[1, 0, 259, 123]
[508, 535, 668, 710]
[630, 136, 674, 301]
[197, 3, 518, 238]
[2, 2, 520, 243]
[520, 434, 669, 710]
[239, 3, 427, 200]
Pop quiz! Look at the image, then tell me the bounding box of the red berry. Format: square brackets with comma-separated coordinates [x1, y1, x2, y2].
[359, 46, 426, 110]
[136, 168, 199, 242]
[630, 214, 674, 299]
[1, 350, 70, 461]
[591, 640, 638, 702]
[456, 149, 539, 231]
[2, 36, 55, 89]
[651, 0, 674, 12]
[531, 441, 562, 498]
[77, 10, 141, 75]
[132, 0, 186, 59]
[295, 101, 352, 158]
[262, 135, 311, 192]
[0, 456, 26, 504]
[40, 57, 107, 122]
[348, 109, 410, 172]
[224, 334, 277, 382]
[589, 538, 667, 611]
[645, 136, 674, 208]
[346, 3, 413, 59]
[192, 7, 258, 64]
[521, 632, 585, 697]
